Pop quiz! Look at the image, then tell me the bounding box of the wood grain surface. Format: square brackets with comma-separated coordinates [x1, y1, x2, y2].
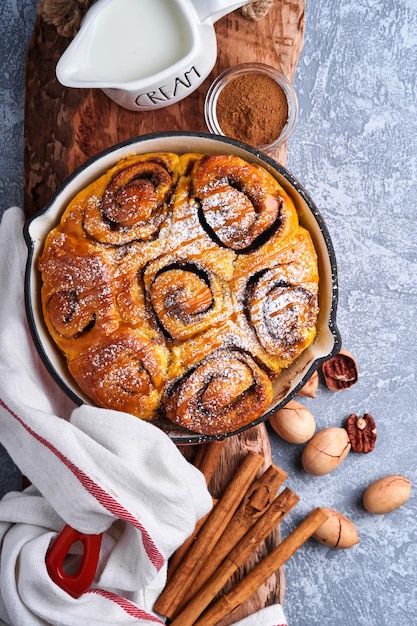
[205, 425, 287, 624]
[23, 2, 305, 623]
[23, 1, 304, 216]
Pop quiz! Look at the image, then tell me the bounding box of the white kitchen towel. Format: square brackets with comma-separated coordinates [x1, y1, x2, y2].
[0, 207, 288, 626]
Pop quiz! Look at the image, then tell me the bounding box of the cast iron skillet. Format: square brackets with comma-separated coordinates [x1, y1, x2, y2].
[24, 131, 341, 444]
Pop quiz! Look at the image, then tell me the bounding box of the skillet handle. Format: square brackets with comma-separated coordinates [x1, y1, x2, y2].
[46, 524, 103, 598]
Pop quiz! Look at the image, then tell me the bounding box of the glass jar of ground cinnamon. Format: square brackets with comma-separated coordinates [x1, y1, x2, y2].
[204, 63, 298, 153]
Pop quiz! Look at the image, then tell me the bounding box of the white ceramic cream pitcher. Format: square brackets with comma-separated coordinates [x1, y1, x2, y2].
[56, 0, 250, 111]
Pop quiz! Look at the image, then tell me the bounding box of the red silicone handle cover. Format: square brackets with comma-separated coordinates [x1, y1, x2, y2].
[46, 524, 103, 598]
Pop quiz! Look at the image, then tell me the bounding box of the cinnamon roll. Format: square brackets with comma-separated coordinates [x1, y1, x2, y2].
[235, 229, 319, 369]
[191, 154, 298, 252]
[39, 230, 119, 359]
[83, 153, 179, 245]
[39, 151, 320, 435]
[164, 349, 273, 436]
[68, 329, 169, 420]
[144, 256, 232, 341]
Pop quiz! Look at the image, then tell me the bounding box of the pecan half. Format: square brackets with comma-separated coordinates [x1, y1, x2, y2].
[346, 413, 377, 453]
[321, 349, 358, 391]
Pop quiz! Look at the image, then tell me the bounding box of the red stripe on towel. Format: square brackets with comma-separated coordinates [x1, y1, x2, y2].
[0, 397, 164, 571]
[88, 589, 164, 623]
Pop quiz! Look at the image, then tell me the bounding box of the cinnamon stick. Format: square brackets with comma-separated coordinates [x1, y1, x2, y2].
[177, 464, 288, 607]
[170, 486, 299, 626]
[193, 508, 329, 626]
[154, 450, 264, 619]
[193, 440, 226, 484]
[167, 440, 225, 579]
[167, 505, 214, 581]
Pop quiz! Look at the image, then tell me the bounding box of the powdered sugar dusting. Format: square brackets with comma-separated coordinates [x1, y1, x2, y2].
[40, 152, 319, 433]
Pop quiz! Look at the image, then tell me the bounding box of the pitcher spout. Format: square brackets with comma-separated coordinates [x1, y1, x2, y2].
[190, 0, 251, 24]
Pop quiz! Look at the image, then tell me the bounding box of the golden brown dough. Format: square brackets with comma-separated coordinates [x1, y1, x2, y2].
[165, 349, 273, 436]
[68, 328, 169, 420]
[38, 151, 319, 434]
[83, 152, 179, 245]
[192, 154, 292, 251]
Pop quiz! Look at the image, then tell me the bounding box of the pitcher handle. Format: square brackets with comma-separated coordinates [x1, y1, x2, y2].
[191, 0, 251, 24]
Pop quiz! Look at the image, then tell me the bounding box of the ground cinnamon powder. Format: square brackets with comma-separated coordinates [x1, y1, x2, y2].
[215, 72, 289, 146]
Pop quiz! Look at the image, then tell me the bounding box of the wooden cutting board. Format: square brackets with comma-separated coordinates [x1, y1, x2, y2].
[24, 2, 305, 623]
[23, 3, 304, 215]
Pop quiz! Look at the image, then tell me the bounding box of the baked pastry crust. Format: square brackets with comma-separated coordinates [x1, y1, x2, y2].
[39, 152, 319, 435]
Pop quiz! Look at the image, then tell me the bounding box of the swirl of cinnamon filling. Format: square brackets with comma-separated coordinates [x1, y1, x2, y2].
[164, 349, 273, 435]
[68, 329, 169, 420]
[145, 260, 230, 340]
[46, 288, 96, 339]
[83, 154, 178, 245]
[247, 267, 319, 365]
[39, 233, 118, 357]
[192, 154, 287, 251]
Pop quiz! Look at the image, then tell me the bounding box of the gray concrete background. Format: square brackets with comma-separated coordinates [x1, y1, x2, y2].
[1, 1, 416, 625]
